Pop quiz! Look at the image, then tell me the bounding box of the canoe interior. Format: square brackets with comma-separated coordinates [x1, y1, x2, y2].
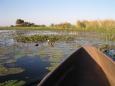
[38, 46, 115, 86]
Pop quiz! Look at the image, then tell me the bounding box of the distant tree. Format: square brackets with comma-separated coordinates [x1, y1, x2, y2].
[51, 22, 73, 29]
[23, 22, 29, 26]
[30, 23, 35, 26]
[10, 25, 14, 27]
[50, 24, 54, 27]
[15, 19, 36, 26]
[16, 19, 24, 26]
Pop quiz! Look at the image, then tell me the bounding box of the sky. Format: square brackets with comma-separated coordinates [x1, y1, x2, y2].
[0, 0, 115, 26]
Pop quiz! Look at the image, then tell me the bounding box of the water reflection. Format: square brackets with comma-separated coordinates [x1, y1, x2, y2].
[0, 55, 50, 85]
[0, 30, 115, 85]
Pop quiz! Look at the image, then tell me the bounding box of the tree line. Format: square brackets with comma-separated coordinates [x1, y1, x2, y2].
[14, 19, 115, 29]
[15, 19, 46, 27]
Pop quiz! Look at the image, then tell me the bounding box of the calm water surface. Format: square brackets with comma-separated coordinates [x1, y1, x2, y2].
[0, 30, 115, 85]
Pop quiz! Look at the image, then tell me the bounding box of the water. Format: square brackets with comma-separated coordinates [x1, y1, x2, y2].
[0, 30, 114, 86]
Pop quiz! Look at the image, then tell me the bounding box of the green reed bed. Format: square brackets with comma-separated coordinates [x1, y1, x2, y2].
[15, 35, 75, 43]
[0, 80, 25, 86]
[0, 65, 24, 76]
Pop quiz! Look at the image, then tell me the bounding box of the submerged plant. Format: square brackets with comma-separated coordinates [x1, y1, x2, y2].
[0, 80, 26, 86]
[0, 65, 24, 76]
[14, 35, 76, 43]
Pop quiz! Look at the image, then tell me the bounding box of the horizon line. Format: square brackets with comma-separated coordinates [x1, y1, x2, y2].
[0, 18, 115, 27]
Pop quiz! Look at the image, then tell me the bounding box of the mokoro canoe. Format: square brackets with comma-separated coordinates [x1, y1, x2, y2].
[38, 45, 115, 86]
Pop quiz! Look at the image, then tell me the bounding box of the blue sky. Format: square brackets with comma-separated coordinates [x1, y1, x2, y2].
[0, 0, 115, 26]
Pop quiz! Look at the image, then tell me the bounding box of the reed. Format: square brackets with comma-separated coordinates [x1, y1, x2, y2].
[15, 35, 75, 43]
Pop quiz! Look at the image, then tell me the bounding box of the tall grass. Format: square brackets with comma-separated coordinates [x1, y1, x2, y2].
[0, 20, 115, 41]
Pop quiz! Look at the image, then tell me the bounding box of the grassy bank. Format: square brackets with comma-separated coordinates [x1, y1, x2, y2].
[0, 26, 115, 32]
[0, 26, 72, 31]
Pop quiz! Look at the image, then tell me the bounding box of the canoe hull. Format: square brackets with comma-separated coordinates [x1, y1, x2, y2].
[38, 46, 115, 86]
